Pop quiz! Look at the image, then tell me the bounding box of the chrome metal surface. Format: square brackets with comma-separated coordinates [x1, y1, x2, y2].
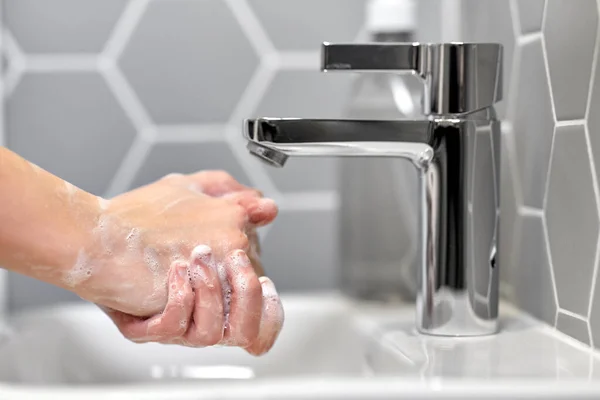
[243, 42, 502, 337]
[322, 42, 503, 116]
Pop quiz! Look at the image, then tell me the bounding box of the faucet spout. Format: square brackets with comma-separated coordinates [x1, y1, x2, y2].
[244, 118, 434, 165]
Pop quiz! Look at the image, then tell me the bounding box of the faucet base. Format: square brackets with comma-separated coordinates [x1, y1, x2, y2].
[416, 292, 499, 337]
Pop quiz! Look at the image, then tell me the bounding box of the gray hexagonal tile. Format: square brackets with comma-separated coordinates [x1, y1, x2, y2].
[7, 272, 83, 313]
[508, 214, 557, 326]
[130, 142, 252, 190]
[249, 0, 366, 51]
[513, 40, 555, 208]
[5, 0, 126, 53]
[461, 0, 516, 119]
[119, 0, 258, 124]
[253, 70, 357, 192]
[472, 130, 496, 298]
[7, 72, 136, 196]
[516, 0, 546, 34]
[546, 124, 599, 315]
[556, 312, 591, 345]
[544, 0, 598, 120]
[261, 209, 338, 292]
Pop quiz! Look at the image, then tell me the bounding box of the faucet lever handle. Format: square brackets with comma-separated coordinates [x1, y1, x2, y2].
[321, 42, 503, 116]
[322, 42, 422, 73]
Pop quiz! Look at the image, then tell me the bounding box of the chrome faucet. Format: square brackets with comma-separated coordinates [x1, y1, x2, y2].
[243, 42, 503, 337]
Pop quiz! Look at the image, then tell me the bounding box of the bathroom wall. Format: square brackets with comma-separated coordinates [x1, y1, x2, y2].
[1, 0, 367, 311]
[462, 0, 600, 349]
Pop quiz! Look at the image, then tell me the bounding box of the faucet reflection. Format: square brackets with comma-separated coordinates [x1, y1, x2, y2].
[244, 42, 503, 337]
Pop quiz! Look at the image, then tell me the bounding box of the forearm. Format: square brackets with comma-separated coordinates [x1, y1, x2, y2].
[0, 147, 101, 291]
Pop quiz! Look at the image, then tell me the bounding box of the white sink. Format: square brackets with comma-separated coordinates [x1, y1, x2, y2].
[0, 294, 374, 387]
[2, 293, 600, 399]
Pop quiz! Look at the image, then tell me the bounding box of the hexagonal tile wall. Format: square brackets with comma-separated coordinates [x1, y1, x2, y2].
[545, 124, 599, 317]
[543, 0, 598, 121]
[7, 72, 137, 196]
[119, 0, 259, 125]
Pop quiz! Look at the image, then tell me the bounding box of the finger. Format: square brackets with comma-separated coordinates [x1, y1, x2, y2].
[109, 261, 194, 343]
[225, 193, 278, 226]
[183, 245, 225, 346]
[245, 277, 285, 356]
[186, 171, 261, 197]
[247, 229, 264, 277]
[222, 250, 263, 348]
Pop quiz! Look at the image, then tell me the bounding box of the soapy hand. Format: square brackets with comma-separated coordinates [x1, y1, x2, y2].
[72, 171, 283, 355]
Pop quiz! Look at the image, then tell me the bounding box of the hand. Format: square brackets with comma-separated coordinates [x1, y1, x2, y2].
[103, 247, 283, 355]
[73, 170, 283, 355]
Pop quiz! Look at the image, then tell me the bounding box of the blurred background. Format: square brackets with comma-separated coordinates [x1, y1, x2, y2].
[2, 0, 600, 350]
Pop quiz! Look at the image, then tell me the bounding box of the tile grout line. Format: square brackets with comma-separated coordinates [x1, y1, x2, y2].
[542, 214, 561, 327]
[508, 0, 522, 40]
[101, 0, 149, 62]
[224, 0, 275, 56]
[519, 205, 544, 217]
[558, 308, 589, 322]
[555, 119, 587, 127]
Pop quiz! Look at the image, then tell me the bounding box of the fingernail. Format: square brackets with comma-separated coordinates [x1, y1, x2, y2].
[259, 276, 278, 297]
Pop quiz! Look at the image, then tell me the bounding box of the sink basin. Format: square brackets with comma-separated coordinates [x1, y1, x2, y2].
[2, 293, 600, 399]
[0, 294, 372, 387]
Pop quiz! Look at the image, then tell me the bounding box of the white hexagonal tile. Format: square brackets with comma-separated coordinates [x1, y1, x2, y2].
[261, 210, 338, 292]
[119, 0, 259, 124]
[7, 72, 137, 196]
[544, 0, 598, 120]
[461, 0, 516, 119]
[546, 124, 599, 315]
[516, 0, 546, 34]
[252, 70, 356, 192]
[130, 142, 253, 190]
[556, 312, 591, 345]
[5, 0, 126, 53]
[512, 40, 555, 208]
[249, 0, 366, 51]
